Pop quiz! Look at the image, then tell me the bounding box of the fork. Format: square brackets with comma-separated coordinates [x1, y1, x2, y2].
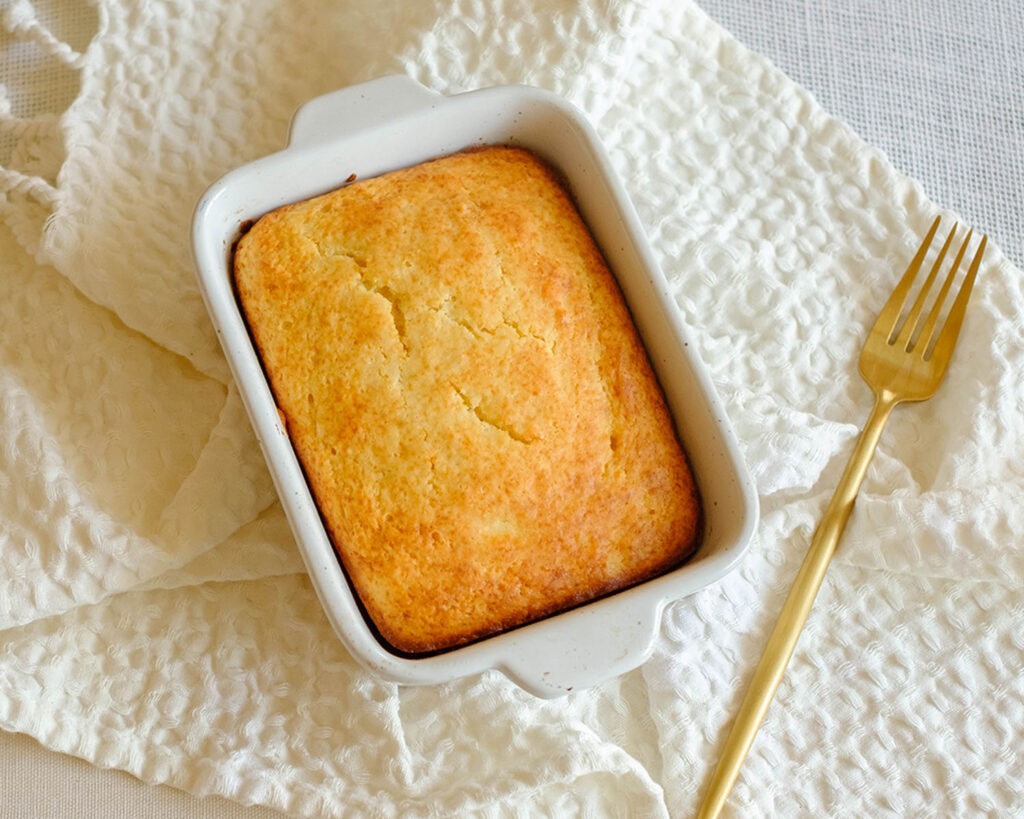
[696, 216, 987, 818]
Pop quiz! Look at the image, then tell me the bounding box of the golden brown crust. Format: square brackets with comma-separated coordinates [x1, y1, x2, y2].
[233, 147, 701, 654]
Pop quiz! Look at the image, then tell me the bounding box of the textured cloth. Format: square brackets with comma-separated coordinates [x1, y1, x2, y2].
[1, 0, 1023, 817]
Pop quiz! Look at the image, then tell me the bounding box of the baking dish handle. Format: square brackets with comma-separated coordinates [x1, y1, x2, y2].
[288, 75, 442, 148]
[499, 602, 665, 698]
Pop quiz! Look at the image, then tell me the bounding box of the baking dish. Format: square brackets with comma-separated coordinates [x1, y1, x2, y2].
[192, 75, 758, 698]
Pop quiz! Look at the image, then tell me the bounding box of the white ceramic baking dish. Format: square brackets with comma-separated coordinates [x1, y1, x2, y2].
[192, 75, 758, 698]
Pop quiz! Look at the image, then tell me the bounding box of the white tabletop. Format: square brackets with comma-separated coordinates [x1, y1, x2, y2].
[1, 0, 1020, 816]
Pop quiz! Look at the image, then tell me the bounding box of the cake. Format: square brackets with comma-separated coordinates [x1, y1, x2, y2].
[232, 146, 701, 654]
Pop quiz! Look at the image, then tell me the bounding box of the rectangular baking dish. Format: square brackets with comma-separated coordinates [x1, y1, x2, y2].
[192, 75, 758, 698]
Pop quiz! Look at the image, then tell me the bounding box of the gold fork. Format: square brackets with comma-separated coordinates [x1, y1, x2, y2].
[696, 216, 987, 818]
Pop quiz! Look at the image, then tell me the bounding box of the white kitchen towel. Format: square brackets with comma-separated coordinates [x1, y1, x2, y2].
[1, 0, 1022, 816]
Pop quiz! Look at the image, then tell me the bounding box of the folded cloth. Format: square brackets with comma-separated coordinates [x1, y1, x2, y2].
[1, 0, 1022, 816]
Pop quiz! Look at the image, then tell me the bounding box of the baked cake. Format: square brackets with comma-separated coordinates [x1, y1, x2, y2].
[232, 146, 701, 654]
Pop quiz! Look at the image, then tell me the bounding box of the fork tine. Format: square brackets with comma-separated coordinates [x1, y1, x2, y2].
[895, 221, 958, 349]
[927, 233, 987, 363]
[914, 227, 973, 353]
[878, 216, 942, 342]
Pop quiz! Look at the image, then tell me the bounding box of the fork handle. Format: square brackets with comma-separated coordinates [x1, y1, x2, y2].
[696, 393, 897, 819]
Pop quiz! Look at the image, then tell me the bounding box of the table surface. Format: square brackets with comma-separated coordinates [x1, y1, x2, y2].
[700, 0, 1024, 269]
[1, 1, 1020, 816]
